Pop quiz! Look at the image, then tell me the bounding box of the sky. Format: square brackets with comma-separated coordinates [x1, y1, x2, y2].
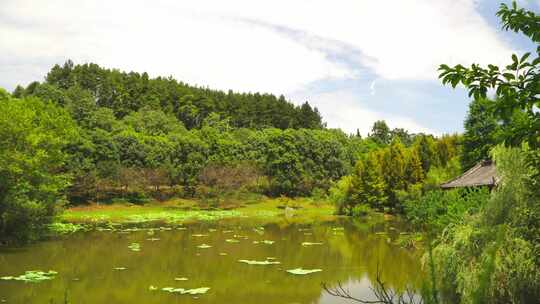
[1, 0, 539, 135]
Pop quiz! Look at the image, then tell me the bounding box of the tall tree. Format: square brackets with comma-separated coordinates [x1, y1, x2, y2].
[349, 152, 387, 212]
[369, 120, 391, 145]
[461, 98, 502, 169]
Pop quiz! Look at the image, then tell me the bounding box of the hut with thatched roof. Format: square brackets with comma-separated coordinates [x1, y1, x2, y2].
[441, 160, 498, 190]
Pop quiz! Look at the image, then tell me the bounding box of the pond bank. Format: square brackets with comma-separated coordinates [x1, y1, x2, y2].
[60, 198, 343, 226]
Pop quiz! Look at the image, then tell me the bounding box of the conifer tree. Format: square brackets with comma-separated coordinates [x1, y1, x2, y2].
[349, 152, 387, 212]
[406, 148, 425, 185]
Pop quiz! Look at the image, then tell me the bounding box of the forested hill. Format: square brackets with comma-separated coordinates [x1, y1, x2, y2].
[12, 60, 324, 130]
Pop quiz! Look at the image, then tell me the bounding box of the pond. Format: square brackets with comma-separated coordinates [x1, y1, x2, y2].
[0, 218, 422, 303]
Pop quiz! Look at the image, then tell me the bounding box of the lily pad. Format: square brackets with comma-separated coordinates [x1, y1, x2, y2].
[174, 277, 188, 281]
[286, 268, 322, 275]
[238, 260, 281, 265]
[301, 242, 323, 246]
[0, 270, 57, 283]
[161, 287, 211, 295]
[128, 243, 141, 252]
[184, 287, 211, 295]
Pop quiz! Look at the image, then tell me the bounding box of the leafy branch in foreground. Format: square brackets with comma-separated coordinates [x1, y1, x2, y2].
[438, 1, 540, 147]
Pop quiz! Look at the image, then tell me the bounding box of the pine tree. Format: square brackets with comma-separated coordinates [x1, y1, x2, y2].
[406, 149, 425, 185]
[462, 98, 501, 170]
[369, 120, 391, 145]
[349, 152, 387, 212]
[414, 135, 440, 173]
[380, 139, 407, 208]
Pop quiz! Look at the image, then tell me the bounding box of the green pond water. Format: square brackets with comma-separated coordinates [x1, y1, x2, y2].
[0, 218, 422, 303]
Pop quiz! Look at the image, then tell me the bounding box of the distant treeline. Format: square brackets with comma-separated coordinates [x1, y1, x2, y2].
[13, 60, 324, 130]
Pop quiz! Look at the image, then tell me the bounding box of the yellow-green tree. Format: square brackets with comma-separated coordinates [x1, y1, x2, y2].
[380, 140, 408, 208]
[348, 152, 387, 212]
[406, 148, 425, 185]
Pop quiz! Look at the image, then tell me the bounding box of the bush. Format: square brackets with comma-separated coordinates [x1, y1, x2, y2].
[352, 204, 372, 217]
[404, 187, 489, 233]
[432, 145, 540, 303]
[329, 176, 353, 215]
[0, 97, 77, 242]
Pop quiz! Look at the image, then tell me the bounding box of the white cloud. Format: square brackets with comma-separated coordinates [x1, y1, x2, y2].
[0, 0, 517, 135]
[369, 80, 377, 96]
[297, 90, 438, 136]
[1, 0, 513, 94]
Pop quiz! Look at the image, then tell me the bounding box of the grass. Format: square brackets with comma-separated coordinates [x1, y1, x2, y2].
[59, 197, 338, 226]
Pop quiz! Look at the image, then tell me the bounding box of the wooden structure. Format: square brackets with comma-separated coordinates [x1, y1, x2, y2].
[441, 160, 498, 190]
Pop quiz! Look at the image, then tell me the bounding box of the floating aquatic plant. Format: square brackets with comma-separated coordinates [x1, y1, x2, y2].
[161, 287, 210, 295]
[1, 270, 57, 283]
[225, 239, 239, 243]
[301, 242, 323, 246]
[286, 268, 322, 275]
[262, 240, 274, 245]
[128, 243, 141, 251]
[197, 244, 212, 249]
[238, 260, 280, 265]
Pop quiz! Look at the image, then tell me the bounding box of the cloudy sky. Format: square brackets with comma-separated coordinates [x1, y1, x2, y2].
[1, 0, 538, 135]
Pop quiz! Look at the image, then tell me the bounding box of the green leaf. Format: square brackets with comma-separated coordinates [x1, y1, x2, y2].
[520, 52, 531, 63]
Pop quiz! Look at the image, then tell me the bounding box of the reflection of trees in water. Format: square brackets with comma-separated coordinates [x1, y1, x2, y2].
[0, 219, 422, 304]
[324, 220, 423, 293]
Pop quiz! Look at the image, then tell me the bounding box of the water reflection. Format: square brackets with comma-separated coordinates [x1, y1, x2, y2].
[0, 218, 422, 304]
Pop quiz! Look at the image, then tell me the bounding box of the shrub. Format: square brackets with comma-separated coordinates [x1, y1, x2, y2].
[432, 145, 540, 303]
[352, 204, 372, 217]
[0, 97, 77, 242]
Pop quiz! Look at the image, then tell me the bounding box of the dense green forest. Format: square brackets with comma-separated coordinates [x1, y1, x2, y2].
[0, 61, 460, 242]
[13, 61, 324, 130]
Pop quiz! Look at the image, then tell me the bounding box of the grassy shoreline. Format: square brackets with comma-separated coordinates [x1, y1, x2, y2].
[58, 197, 343, 226]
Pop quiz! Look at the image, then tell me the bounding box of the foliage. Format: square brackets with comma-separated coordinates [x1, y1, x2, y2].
[0, 96, 78, 242]
[352, 204, 373, 217]
[331, 130, 459, 216]
[461, 98, 503, 170]
[404, 188, 489, 234]
[39, 61, 323, 130]
[432, 145, 540, 304]
[349, 153, 387, 212]
[439, 1, 540, 148]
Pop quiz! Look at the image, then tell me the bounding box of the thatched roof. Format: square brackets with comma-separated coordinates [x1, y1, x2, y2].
[441, 160, 498, 189]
